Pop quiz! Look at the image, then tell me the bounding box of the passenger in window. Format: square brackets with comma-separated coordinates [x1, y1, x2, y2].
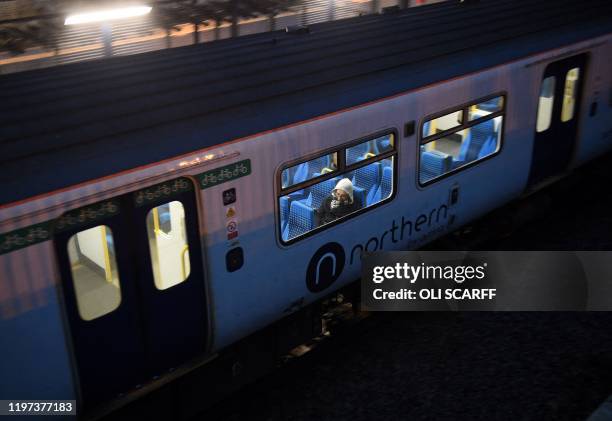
[316, 178, 360, 225]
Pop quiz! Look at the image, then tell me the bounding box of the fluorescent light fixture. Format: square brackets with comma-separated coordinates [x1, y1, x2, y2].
[65, 6, 152, 25]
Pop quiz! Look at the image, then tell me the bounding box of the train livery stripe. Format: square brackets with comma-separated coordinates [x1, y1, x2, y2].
[195, 159, 251, 190]
[0, 221, 54, 256]
[133, 177, 194, 207]
[0, 160, 252, 255]
[54, 199, 121, 234]
[0, 199, 120, 256]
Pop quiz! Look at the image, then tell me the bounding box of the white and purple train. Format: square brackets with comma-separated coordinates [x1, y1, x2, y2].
[1, 0, 611, 418]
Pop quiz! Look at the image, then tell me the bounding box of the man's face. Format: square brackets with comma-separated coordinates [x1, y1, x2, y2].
[335, 190, 349, 202]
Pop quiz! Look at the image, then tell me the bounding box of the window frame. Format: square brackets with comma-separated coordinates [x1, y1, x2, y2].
[276, 129, 398, 246]
[418, 92, 507, 187]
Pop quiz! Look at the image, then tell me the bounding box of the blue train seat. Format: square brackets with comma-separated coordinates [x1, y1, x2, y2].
[371, 140, 379, 155]
[280, 186, 313, 233]
[353, 186, 365, 209]
[287, 156, 333, 188]
[380, 166, 393, 198]
[293, 162, 309, 185]
[378, 134, 393, 152]
[279, 196, 290, 233]
[309, 155, 331, 175]
[282, 200, 316, 241]
[289, 189, 307, 201]
[477, 98, 501, 112]
[346, 142, 369, 164]
[305, 177, 338, 209]
[422, 120, 431, 138]
[478, 135, 497, 159]
[457, 119, 495, 163]
[282, 170, 290, 189]
[420, 149, 452, 182]
[353, 162, 381, 206]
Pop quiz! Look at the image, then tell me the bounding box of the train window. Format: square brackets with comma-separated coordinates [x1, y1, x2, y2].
[419, 94, 505, 185]
[561, 68, 580, 122]
[345, 133, 395, 165]
[536, 76, 556, 132]
[278, 132, 396, 243]
[67, 225, 121, 321]
[281, 152, 338, 189]
[280, 157, 395, 242]
[146, 201, 191, 290]
[468, 96, 504, 121]
[421, 110, 463, 138]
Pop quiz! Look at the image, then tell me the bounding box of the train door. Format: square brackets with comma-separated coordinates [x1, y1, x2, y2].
[54, 177, 208, 411]
[528, 54, 588, 186]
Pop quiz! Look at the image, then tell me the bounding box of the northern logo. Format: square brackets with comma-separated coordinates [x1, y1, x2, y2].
[305, 202, 450, 292]
[306, 242, 345, 293]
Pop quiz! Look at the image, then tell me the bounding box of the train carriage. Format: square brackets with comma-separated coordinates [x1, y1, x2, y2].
[0, 0, 611, 418]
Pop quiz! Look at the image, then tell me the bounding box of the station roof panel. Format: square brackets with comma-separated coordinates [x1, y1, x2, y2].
[1, 0, 611, 205]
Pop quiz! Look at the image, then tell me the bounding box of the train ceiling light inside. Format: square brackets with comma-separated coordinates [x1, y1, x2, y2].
[65, 5, 153, 25]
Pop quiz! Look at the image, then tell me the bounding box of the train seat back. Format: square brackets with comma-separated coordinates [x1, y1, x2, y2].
[293, 162, 309, 185]
[308, 155, 331, 175]
[352, 186, 366, 209]
[282, 200, 316, 241]
[422, 120, 431, 138]
[379, 135, 393, 151]
[381, 166, 393, 198]
[478, 135, 497, 159]
[346, 142, 369, 164]
[352, 162, 381, 206]
[458, 119, 495, 163]
[279, 196, 290, 233]
[421, 150, 452, 183]
[476, 98, 501, 112]
[305, 177, 339, 209]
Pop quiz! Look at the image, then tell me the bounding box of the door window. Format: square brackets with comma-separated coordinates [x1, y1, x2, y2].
[67, 225, 121, 321]
[146, 201, 191, 290]
[561, 68, 580, 122]
[536, 76, 556, 132]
